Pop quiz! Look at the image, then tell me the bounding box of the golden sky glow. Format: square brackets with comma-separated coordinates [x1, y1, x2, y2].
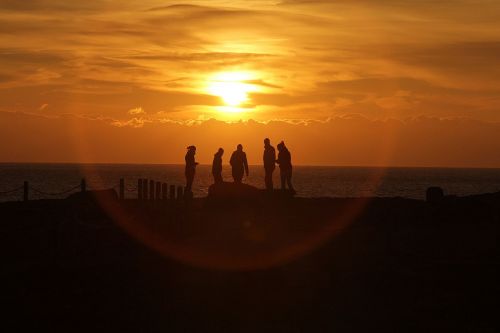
[1, 1, 500, 166]
[207, 71, 259, 109]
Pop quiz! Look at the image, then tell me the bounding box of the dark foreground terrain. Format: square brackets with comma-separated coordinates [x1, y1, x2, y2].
[1, 187, 499, 332]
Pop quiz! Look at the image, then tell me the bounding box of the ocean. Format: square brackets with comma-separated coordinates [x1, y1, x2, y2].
[1, 163, 500, 202]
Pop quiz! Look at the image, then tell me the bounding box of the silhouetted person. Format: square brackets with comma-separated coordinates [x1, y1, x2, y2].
[230, 144, 249, 184]
[185, 145, 198, 192]
[212, 148, 224, 184]
[276, 141, 295, 193]
[263, 138, 276, 190]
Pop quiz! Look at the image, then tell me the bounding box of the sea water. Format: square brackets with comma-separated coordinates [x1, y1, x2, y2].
[1, 163, 500, 202]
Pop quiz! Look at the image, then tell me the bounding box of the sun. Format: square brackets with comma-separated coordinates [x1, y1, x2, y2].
[207, 72, 257, 107]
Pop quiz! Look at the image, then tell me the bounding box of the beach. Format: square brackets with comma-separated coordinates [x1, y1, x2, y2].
[2, 188, 498, 331]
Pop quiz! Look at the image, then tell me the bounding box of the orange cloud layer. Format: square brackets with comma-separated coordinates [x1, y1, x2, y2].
[0, 0, 499, 121]
[1, 111, 499, 168]
[1, 1, 499, 165]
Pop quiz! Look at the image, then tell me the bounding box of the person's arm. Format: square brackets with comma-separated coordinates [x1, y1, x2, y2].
[244, 153, 249, 176]
[230, 152, 235, 166]
[191, 155, 198, 167]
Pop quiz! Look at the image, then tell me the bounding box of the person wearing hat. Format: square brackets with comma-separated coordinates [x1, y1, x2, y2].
[185, 145, 198, 192]
[230, 144, 249, 184]
[212, 147, 224, 184]
[276, 141, 295, 193]
[263, 138, 276, 190]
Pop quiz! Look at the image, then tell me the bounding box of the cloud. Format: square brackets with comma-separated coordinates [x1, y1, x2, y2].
[0, 0, 133, 13]
[128, 107, 145, 115]
[112, 117, 151, 128]
[1, 110, 500, 167]
[0, 0, 500, 127]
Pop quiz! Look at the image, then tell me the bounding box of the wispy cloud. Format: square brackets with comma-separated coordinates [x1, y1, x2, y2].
[2, 110, 500, 167]
[128, 107, 145, 115]
[0, 0, 499, 122]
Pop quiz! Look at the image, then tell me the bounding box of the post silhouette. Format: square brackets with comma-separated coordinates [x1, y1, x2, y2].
[149, 180, 155, 200]
[23, 181, 28, 202]
[155, 182, 161, 200]
[143, 179, 148, 200]
[119, 178, 125, 200]
[162, 183, 168, 200]
[138, 179, 143, 200]
[80, 178, 86, 193]
[169, 185, 176, 200]
[177, 186, 184, 201]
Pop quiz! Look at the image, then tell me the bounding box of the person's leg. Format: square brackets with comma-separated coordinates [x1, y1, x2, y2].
[280, 170, 286, 190]
[186, 173, 194, 191]
[287, 171, 294, 191]
[265, 169, 272, 190]
[233, 170, 242, 183]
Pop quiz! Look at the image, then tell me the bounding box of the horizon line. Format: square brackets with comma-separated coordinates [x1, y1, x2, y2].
[1, 162, 500, 170]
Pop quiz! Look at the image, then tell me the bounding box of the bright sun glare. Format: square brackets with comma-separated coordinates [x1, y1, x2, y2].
[207, 72, 257, 109]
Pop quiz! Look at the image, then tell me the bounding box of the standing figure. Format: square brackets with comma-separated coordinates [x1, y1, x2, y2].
[230, 144, 249, 184]
[185, 145, 198, 192]
[212, 148, 224, 184]
[263, 138, 276, 190]
[276, 141, 295, 193]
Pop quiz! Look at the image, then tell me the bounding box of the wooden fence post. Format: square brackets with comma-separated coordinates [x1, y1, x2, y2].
[23, 181, 29, 202]
[119, 178, 125, 200]
[155, 182, 161, 201]
[169, 185, 176, 200]
[138, 178, 143, 200]
[177, 186, 184, 201]
[162, 183, 168, 200]
[149, 180, 155, 200]
[143, 179, 148, 200]
[81, 178, 86, 193]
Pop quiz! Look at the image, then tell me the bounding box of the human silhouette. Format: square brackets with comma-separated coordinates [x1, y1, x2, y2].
[276, 141, 295, 193]
[185, 145, 198, 192]
[212, 148, 224, 184]
[230, 144, 249, 184]
[263, 138, 276, 190]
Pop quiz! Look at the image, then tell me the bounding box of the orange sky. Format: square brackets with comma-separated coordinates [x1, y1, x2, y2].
[1, 1, 499, 166]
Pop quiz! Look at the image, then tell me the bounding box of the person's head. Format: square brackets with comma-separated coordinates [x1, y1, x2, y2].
[217, 147, 224, 155]
[264, 138, 270, 146]
[237, 144, 243, 151]
[187, 145, 196, 153]
[277, 141, 285, 151]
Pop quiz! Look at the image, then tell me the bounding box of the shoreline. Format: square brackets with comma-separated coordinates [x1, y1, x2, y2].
[2, 161, 500, 170]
